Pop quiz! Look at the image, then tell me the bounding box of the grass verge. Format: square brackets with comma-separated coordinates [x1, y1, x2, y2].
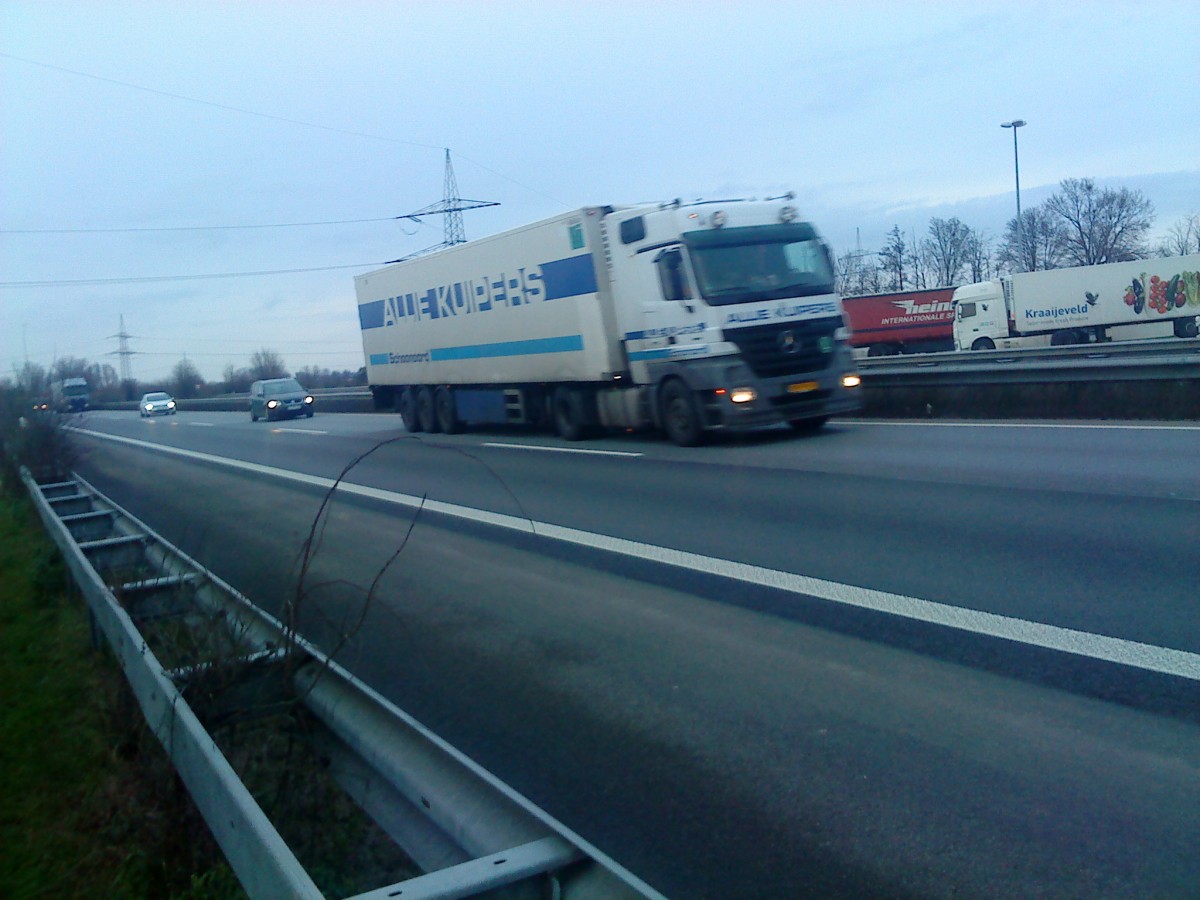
[0, 492, 243, 900]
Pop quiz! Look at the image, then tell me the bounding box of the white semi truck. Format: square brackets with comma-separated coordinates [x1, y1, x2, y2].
[953, 255, 1200, 351]
[354, 198, 861, 445]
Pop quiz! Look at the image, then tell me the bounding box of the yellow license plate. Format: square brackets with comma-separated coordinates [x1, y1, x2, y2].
[787, 381, 819, 394]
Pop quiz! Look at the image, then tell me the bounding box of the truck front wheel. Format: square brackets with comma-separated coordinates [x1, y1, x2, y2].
[416, 386, 440, 433]
[398, 388, 421, 433]
[971, 337, 995, 351]
[661, 380, 705, 447]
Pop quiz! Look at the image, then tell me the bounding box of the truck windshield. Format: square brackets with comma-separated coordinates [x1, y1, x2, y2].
[63, 385, 88, 397]
[683, 224, 835, 306]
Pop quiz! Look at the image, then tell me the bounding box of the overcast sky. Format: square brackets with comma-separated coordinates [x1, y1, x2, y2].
[3, 0, 1198, 384]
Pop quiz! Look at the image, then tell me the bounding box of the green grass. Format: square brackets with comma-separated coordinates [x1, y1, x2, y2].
[0, 494, 244, 900]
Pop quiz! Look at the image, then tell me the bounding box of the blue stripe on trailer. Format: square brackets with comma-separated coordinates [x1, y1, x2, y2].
[430, 334, 584, 361]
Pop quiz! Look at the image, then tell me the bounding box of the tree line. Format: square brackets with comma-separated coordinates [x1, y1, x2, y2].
[836, 177, 1200, 297]
[7, 348, 366, 403]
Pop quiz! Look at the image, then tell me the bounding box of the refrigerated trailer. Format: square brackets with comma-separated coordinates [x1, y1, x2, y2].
[953, 255, 1200, 351]
[354, 198, 861, 445]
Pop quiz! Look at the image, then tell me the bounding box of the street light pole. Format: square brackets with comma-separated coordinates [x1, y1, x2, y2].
[1002, 119, 1026, 269]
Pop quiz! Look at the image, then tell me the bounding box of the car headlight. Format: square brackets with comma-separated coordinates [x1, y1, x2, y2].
[729, 387, 757, 403]
[167, 400, 176, 408]
[304, 396, 313, 404]
[841, 374, 862, 389]
[267, 400, 278, 408]
[144, 404, 153, 411]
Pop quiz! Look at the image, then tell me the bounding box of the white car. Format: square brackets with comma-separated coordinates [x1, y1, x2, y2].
[140, 391, 177, 417]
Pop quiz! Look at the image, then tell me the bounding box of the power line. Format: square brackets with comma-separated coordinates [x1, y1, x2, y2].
[0, 216, 405, 235]
[0, 51, 571, 210]
[1, 261, 385, 288]
[0, 51, 444, 151]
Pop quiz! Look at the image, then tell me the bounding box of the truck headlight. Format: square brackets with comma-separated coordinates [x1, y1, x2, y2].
[730, 387, 757, 403]
[841, 374, 862, 389]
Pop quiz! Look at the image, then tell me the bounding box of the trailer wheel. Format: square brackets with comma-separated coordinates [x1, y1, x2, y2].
[1051, 329, 1081, 346]
[398, 388, 421, 433]
[435, 386, 462, 434]
[971, 337, 995, 351]
[1174, 318, 1199, 339]
[552, 386, 589, 441]
[661, 380, 705, 447]
[416, 386, 440, 433]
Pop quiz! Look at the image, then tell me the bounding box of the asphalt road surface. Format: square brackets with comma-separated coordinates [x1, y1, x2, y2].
[67, 410, 1200, 899]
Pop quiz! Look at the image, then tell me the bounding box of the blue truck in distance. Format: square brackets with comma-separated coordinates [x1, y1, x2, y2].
[51, 377, 90, 412]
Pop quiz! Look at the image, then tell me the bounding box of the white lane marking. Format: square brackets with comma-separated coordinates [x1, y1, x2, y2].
[843, 419, 1200, 431]
[72, 426, 1200, 682]
[272, 427, 328, 435]
[482, 442, 643, 457]
[187, 422, 215, 427]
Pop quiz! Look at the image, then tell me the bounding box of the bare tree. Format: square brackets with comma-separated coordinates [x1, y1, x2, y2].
[998, 206, 1068, 273]
[171, 358, 205, 399]
[922, 217, 974, 286]
[222, 364, 252, 394]
[877, 226, 907, 291]
[906, 231, 930, 289]
[52, 356, 91, 381]
[836, 248, 881, 297]
[1044, 178, 1154, 266]
[249, 348, 288, 381]
[965, 230, 992, 282]
[12, 361, 50, 395]
[1156, 213, 1200, 257]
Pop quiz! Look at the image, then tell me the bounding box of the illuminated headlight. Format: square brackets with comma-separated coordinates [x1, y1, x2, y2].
[167, 400, 176, 408]
[710, 210, 727, 228]
[267, 400, 279, 409]
[144, 404, 153, 411]
[304, 395, 314, 404]
[730, 387, 757, 403]
[841, 374, 862, 389]
[779, 205, 798, 223]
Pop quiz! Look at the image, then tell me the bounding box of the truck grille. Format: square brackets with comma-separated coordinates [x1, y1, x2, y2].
[724, 318, 841, 378]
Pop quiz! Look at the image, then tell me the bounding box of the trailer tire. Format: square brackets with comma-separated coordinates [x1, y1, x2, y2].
[1174, 318, 1199, 339]
[1051, 329, 1081, 346]
[971, 337, 995, 351]
[416, 386, 440, 433]
[552, 386, 589, 441]
[661, 380, 705, 447]
[398, 388, 421, 432]
[435, 386, 462, 434]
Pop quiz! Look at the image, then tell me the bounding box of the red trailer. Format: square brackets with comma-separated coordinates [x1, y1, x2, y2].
[842, 287, 957, 356]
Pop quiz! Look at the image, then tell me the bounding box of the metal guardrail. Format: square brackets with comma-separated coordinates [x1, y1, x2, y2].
[856, 338, 1200, 386]
[23, 468, 661, 900]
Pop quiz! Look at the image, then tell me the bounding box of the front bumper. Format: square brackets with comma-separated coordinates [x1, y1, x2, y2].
[697, 350, 862, 431]
[264, 400, 312, 419]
